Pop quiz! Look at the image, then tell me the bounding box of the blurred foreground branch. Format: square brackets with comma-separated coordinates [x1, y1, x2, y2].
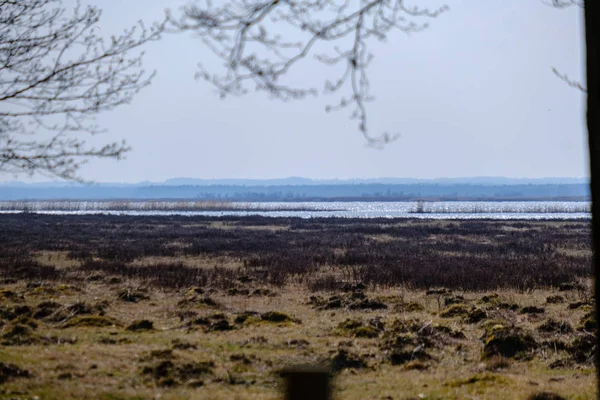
[169, 0, 447, 146]
[0, 0, 164, 180]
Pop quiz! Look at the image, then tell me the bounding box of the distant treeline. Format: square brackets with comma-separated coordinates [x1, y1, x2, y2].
[0, 183, 590, 201]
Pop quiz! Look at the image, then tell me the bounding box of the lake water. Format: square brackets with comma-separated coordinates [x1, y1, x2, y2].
[0, 201, 590, 219]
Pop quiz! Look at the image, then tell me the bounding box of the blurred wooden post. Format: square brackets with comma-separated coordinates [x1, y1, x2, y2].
[583, 1, 600, 397]
[281, 366, 330, 400]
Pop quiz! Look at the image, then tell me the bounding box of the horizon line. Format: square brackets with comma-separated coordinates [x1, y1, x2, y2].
[0, 176, 590, 186]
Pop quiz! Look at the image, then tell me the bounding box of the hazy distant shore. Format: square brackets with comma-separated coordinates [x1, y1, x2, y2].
[0, 180, 589, 202]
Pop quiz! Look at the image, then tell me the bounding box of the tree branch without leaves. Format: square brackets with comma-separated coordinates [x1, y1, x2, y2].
[552, 67, 587, 92]
[547, 0, 586, 93]
[0, 0, 164, 180]
[169, 0, 447, 147]
[548, 0, 582, 8]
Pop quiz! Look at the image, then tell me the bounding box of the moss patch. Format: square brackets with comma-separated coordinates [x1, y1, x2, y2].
[61, 315, 120, 328]
[260, 311, 297, 324]
[439, 304, 470, 318]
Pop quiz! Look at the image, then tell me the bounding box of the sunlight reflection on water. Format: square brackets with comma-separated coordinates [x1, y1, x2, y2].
[0, 201, 590, 219]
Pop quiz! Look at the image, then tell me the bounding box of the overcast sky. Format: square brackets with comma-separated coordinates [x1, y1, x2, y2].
[6, 0, 588, 183]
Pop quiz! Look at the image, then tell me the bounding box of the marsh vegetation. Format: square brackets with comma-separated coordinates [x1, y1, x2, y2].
[0, 215, 595, 399]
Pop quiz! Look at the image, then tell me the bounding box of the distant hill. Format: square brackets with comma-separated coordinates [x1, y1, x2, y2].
[0, 177, 590, 201]
[147, 177, 591, 186]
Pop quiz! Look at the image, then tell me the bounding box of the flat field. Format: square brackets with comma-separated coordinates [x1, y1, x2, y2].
[0, 214, 596, 399]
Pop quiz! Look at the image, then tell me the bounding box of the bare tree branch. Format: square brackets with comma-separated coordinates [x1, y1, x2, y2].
[546, 0, 586, 93]
[547, 0, 583, 7]
[0, 0, 165, 180]
[552, 67, 587, 92]
[168, 0, 448, 147]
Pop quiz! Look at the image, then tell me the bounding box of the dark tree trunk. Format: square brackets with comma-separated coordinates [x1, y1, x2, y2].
[584, 1, 600, 395]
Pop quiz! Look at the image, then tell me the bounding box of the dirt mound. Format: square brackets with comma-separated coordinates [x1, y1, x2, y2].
[67, 301, 107, 315]
[1, 324, 38, 345]
[479, 294, 501, 304]
[310, 295, 344, 310]
[27, 283, 79, 297]
[141, 360, 214, 387]
[61, 315, 120, 328]
[482, 325, 538, 359]
[140, 349, 175, 361]
[0, 362, 30, 383]
[439, 304, 470, 318]
[209, 319, 233, 331]
[177, 295, 220, 308]
[117, 288, 150, 303]
[249, 288, 277, 297]
[260, 311, 296, 323]
[233, 311, 260, 324]
[557, 282, 584, 292]
[350, 298, 387, 310]
[188, 313, 234, 331]
[443, 295, 465, 306]
[126, 319, 154, 331]
[426, 288, 451, 296]
[207, 314, 233, 331]
[32, 301, 61, 319]
[497, 303, 520, 312]
[548, 358, 574, 369]
[12, 315, 37, 329]
[227, 287, 250, 296]
[337, 318, 383, 338]
[230, 353, 256, 365]
[568, 334, 596, 364]
[2, 321, 76, 346]
[45, 301, 108, 323]
[396, 302, 425, 312]
[329, 348, 368, 372]
[537, 319, 573, 334]
[231, 311, 298, 326]
[98, 335, 130, 345]
[568, 301, 590, 310]
[309, 291, 387, 311]
[341, 283, 367, 292]
[465, 307, 487, 324]
[380, 319, 464, 365]
[578, 311, 596, 331]
[545, 295, 565, 304]
[521, 306, 545, 315]
[387, 345, 434, 366]
[171, 339, 197, 350]
[139, 349, 175, 362]
[0, 305, 32, 321]
[527, 392, 566, 400]
[0, 289, 23, 302]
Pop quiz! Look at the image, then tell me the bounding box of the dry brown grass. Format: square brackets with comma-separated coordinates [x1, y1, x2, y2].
[0, 276, 596, 400]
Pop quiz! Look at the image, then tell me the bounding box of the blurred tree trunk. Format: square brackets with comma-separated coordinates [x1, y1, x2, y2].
[584, 1, 600, 392]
